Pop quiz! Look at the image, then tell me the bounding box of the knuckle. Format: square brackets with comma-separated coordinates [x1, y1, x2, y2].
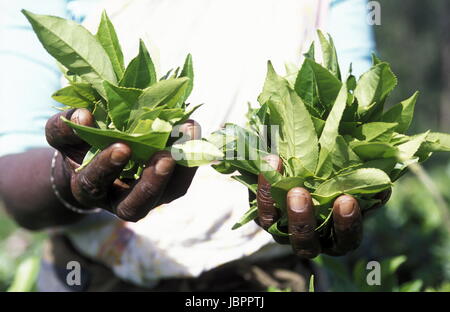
[290, 223, 314, 236]
[116, 204, 143, 223]
[115, 199, 152, 223]
[76, 174, 104, 201]
[259, 215, 277, 230]
[139, 181, 159, 200]
[257, 184, 273, 203]
[294, 247, 319, 259]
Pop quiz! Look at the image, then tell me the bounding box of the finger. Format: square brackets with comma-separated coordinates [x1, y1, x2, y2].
[179, 119, 202, 141]
[167, 119, 202, 145]
[71, 143, 131, 208]
[256, 155, 283, 230]
[161, 120, 201, 203]
[46, 108, 94, 162]
[287, 187, 321, 259]
[114, 150, 176, 222]
[331, 195, 362, 254]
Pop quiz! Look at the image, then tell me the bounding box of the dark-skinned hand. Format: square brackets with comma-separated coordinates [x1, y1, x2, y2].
[46, 108, 200, 222]
[255, 155, 391, 258]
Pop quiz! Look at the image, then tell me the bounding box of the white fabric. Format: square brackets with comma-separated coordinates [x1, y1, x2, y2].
[66, 0, 330, 287]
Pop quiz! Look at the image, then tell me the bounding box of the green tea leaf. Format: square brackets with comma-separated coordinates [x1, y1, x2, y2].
[76, 147, 100, 172]
[317, 30, 341, 80]
[92, 100, 109, 128]
[421, 132, 450, 152]
[354, 62, 397, 109]
[268, 217, 289, 237]
[216, 123, 272, 176]
[120, 39, 157, 89]
[178, 54, 194, 100]
[72, 83, 98, 102]
[311, 116, 326, 137]
[170, 140, 223, 167]
[295, 58, 318, 109]
[62, 117, 170, 162]
[232, 204, 258, 230]
[303, 58, 342, 110]
[151, 118, 172, 133]
[288, 157, 315, 178]
[103, 81, 142, 130]
[382, 91, 419, 134]
[357, 158, 397, 175]
[371, 53, 382, 65]
[22, 10, 117, 96]
[346, 74, 357, 92]
[127, 106, 164, 132]
[52, 85, 93, 108]
[397, 131, 429, 161]
[232, 173, 258, 194]
[352, 122, 398, 142]
[212, 161, 237, 174]
[315, 85, 348, 177]
[350, 141, 398, 161]
[96, 10, 125, 80]
[313, 168, 392, 204]
[258, 61, 288, 105]
[261, 168, 284, 186]
[130, 119, 154, 135]
[268, 87, 319, 172]
[135, 77, 190, 115]
[332, 135, 361, 170]
[303, 42, 315, 59]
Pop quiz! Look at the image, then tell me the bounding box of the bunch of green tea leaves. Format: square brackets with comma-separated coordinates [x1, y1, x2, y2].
[23, 10, 221, 179]
[209, 31, 450, 239]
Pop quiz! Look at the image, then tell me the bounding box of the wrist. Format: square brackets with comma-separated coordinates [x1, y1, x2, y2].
[52, 150, 77, 205]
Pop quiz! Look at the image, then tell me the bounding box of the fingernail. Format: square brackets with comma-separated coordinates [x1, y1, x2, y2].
[337, 200, 355, 217]
[155, 156, 175, 175]
[287, 189, 310, 213]
[180, 120, 201, 140]
[71, 108, 94, 126]
[111, 148, 129, 165]
[264, 155, 282, 171]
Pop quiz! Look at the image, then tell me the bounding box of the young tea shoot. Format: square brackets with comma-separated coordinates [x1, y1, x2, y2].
[23, 10, 221, 179]
[210, 31, 450, 240]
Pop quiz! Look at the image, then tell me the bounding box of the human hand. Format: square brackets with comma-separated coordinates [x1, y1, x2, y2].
[255, 155, 391, 258]
[45, 108, 200, 222]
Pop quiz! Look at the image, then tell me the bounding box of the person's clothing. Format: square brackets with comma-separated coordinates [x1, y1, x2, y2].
[38, 233, 323, 292]
[0, 0, 375, 290]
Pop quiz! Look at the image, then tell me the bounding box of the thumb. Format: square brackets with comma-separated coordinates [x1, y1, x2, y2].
[160, 119, 201, 203]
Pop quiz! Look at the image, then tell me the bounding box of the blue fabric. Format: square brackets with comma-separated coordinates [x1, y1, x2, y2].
[0, 0, 376, 156]
[0, 0, 99, 156]
[329, 0, 376, 77]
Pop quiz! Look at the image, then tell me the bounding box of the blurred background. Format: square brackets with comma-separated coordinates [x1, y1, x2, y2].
[0, 0, 449, 291]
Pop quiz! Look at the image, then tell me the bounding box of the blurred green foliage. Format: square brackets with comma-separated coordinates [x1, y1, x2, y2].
[0, 206, 46, 292]
[375, 0, 449, 135]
